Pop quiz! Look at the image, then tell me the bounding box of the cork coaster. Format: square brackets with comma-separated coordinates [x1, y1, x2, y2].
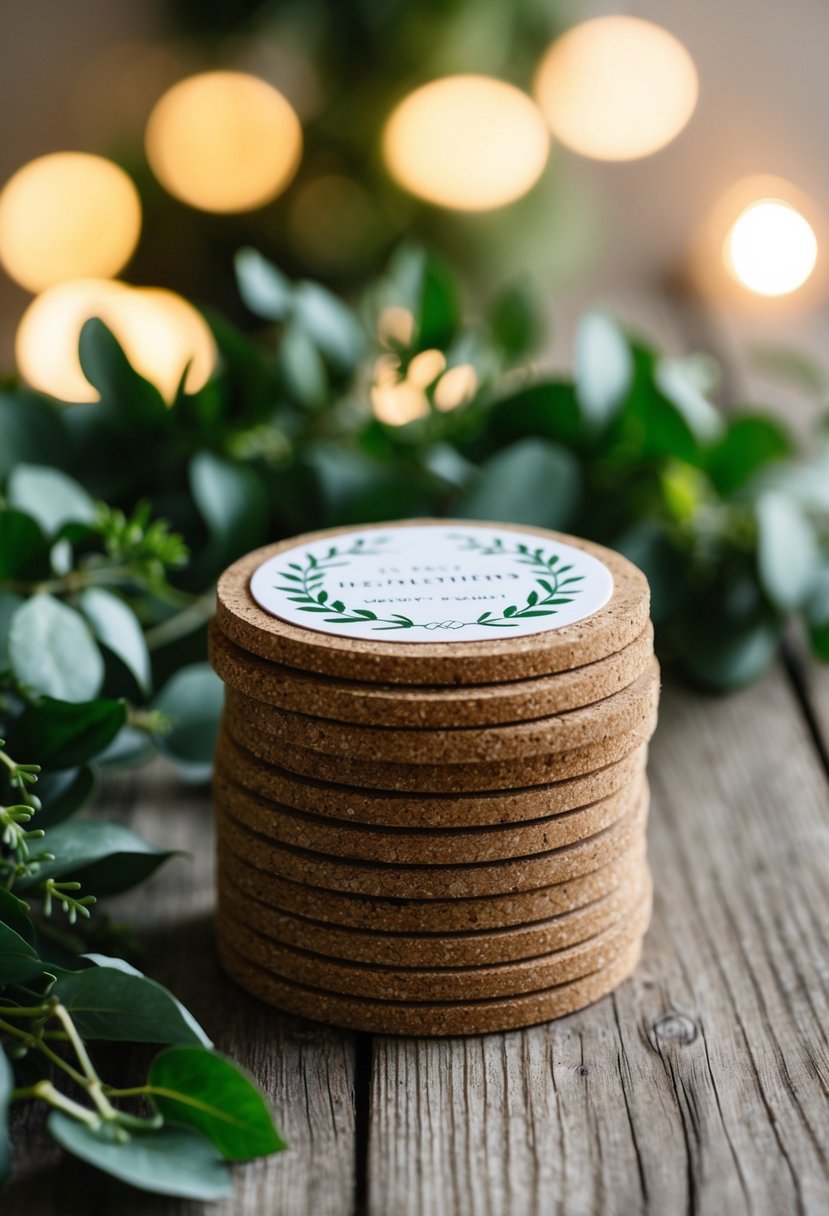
[217, 935, 644, 1035]
[208, 619, 655, 728]
[213, 762, 645, 864]
[218, 880, 650, 1002]
[216, 521, 650, 684]
[215, 786, 648, 900]
[226, 701, 658, 792]
[218, 835, 647, 932]
[216, 727, 649, 828]
[217, 861, 649, 967]
[224, 660, 659, 766]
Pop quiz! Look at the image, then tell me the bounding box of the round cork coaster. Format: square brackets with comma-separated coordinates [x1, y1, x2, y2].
[217, 935, 644, 1035]
[217, 861, 649, 967]
[216, 727, 649, 828]
[208, 619, 655, 728]
[218, 836, 647, 932]
[218, 881, 651, 1002]
[215, 521, 650, 685]
[215, 786, 648, 900]
[213, 761, 644, 864]
[226, 701, 658, 792]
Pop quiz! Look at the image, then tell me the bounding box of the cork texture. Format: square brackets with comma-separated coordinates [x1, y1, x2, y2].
[216, 727, 649, 828]
[215, 521, 650, 684]
[217, 836, 647, 932]
[217, 935, 644, 1034]
[213, 761, 645, 864]
[208, 619, 655, 727]
[217, 860, 649, 967]
[214, 786, 648, 899]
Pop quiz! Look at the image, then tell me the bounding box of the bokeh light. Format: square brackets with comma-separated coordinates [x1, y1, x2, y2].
[383, 75, 549, 211]
[434, 363, 478, 411]
[16, 279, 216, 403]
[534, 17, 698, 161]
[378, 306, 415, 347]
[724, 200, 818, 296]
[0, 153, 141, 292]
[407, 348, 446, 387]
[371, 380, 430, 426]
[145, 71, 302, 213]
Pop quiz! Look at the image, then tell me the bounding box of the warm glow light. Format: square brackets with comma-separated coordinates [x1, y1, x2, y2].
[146, 71, 302, 213]
[383, 75, 549, 211]
[371, 381, 430, 426]
[408, 348, 446, 388]
[434, 363, 478, 411]
[0, 153, 141, 292]
[724, 199, 818, 297]
[378, 306, 415, 347]
[16, 280, 216, 403]
[534, 17, 698, 161]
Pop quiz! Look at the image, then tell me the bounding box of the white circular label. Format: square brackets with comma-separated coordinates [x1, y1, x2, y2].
[249, 525, 613, 643]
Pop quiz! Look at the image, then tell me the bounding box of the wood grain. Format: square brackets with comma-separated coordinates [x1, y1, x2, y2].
[367, 669, 829, 1216]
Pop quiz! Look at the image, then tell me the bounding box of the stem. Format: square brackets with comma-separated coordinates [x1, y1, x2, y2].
[144, 590, 216, 651]
[30, 1080, 102, 1128]
[53, 1004, 119, 1121]
[0, 1016, 88, 1087]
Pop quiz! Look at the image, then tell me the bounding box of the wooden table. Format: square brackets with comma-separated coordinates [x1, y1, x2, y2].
[7, 654, 829, 1215]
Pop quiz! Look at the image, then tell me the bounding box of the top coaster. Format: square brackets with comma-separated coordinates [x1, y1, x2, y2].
[216, 520, 650, 684]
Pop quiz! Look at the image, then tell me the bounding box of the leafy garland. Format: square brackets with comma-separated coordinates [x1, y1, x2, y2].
[273, 534, 582, 631]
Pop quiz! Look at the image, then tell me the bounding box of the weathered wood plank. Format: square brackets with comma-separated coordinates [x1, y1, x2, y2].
[367, 668, 829, 1216]
[5, 763, 358, 1216]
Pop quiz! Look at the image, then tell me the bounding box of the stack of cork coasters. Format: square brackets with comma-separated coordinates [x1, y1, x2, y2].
[211, 519, 658, 1036]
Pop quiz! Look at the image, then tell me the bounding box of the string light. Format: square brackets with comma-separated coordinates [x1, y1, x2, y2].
[534, 17, 698, 161]
[146, 71, 302, 213]
[0, 153, 141, 292]
[383, 75, 549, 211]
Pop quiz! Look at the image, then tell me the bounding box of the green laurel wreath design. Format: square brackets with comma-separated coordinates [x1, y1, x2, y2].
[273, 533, 584, 631]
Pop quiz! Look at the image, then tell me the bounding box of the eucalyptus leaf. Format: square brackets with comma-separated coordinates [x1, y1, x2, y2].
[0, 390, 69, 479]
[48, 1113, 233, 1201]
[706, 414, 792, 496]
[0, 887, 35, 945]
[30, 766, 95, 827]
[7, 464, 95, 537]
[756, 491, 820, 611]
[280, 321, 328, 408]
[574, 311, 632, 430]
[52, 960, 211, 1045]
[805, 567, 829, 660]
[655, 358, 723, 444]
[0, 1046, 12, 1183]
[9, 697, 126, 769]
[148, 1046, 285, 1160]
[78, 318, 168, 425]
[456, 439, 581, 530]
[235, 247, 292, 320]
[488, 381, 582, 449]
[673, 614, 780, 692]
[0, 509, 48, 580]
[189, 451, 268, 562]
[0, 591, 22, 669]
[78, 588, 151, 693]
[9, 595, 104, 702]
[0, 921, 44, 985]
[294, 280, 365, 370]
[487, 279, 542, 360]
[153, 663, 223, 781]
[16, 821, 173, 896]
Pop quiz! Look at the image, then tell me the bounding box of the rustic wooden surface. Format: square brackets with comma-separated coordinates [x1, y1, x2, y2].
[6, 660, 829, 1216]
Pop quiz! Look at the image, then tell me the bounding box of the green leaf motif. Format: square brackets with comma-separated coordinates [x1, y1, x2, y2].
[148, 1045, 285, 1161]
[53, 958, 211, 1046]
[9, 697, 126, 770]
[7, 464, 95, 538]
[48, 1113, 233, 1201]
[78, 588, 151, 693]
[9, 595, 104, 702]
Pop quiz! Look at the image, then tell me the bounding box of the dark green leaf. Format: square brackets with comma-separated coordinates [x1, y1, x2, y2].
[0, 390, 70, 480]
[0, 887, 35, 945]
[189, 451, 268, 563]
[78, 588, 151, 693]
[487, 381, 582, 449]
[9, 595, 104, 702]
[672, 615, 780, 693]
[32, 766, 96, 827]
[53, 959, 210, 1045]
[148, 1046, 285, 1161]
[0, 921, 43, 984]
[78, 318, 168, 426]
[805, 568, 829, 661]
[707, 414, 793, 495]
[7, 465, 95, 537]
[0, 509, 48, 579]
[16, 821, 173, 897]
[487, 279, 543, 360]
[456, 439, 581, 530]
[416, 253, 459, 349]
[48, 1113, 233, 1201]
[614, 520, 686, 626]
[9, 697, 126, 769]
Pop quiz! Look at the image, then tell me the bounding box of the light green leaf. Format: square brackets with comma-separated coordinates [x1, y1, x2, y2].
[7, 464, 95, 537]
[280, 321, 328, 408]
[78, 588, 151, 693]
[148, 1046, 285, 1161]
[654, 357, 724, 443]
[235, 247, 292, 320]
[9, 595, 103, 701]
[0, 591, 22, 669]
[574, 311, 632, 430]
[189, 450, 268, 562]
[48, 1113, 233, 1200]
[756, 491, 820, 611]
[456, 438, 581, 530]
[53, 959, 211, 1046]
[153, 663, 223, 782]
[0, 1047, 12, 1182]
[294, 280, 364, 370]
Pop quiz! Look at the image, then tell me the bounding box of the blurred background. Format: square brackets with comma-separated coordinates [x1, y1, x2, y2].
[1, 0, 828, 418]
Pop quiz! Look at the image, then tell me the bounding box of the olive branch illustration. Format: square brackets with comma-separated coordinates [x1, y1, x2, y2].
[272, 533, 584, 631]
